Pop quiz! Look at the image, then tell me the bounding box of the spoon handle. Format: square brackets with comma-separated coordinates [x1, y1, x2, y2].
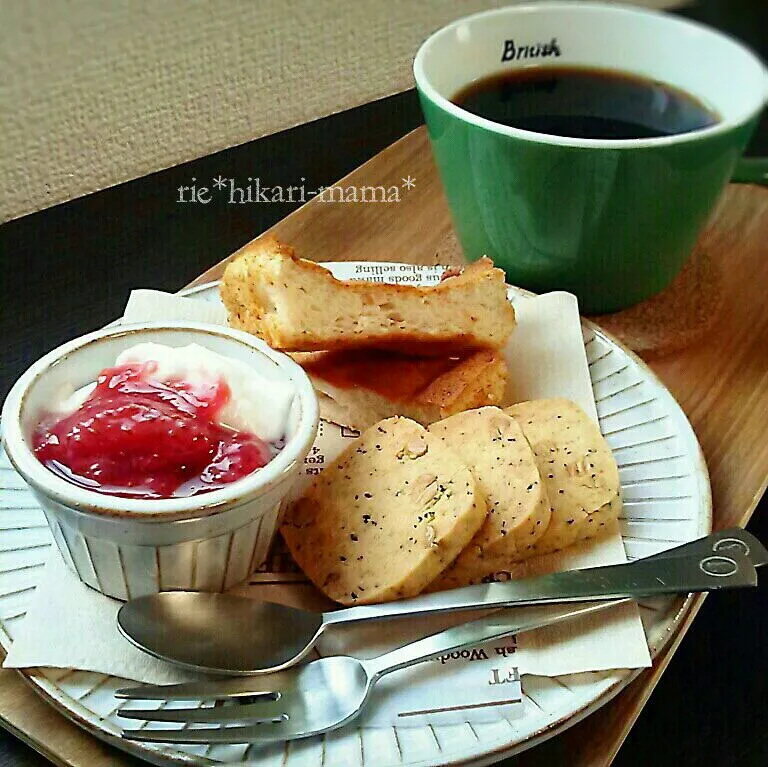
[324, 529, 761, 627]
[365, 548, 757, 679]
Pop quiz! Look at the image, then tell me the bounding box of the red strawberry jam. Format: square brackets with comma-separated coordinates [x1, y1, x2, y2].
[32, 362, 272, 499]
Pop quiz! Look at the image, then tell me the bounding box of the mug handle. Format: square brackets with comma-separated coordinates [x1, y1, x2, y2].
[732, 157, 768, 185]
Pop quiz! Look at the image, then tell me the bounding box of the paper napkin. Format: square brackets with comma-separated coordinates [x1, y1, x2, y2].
[3, 552, 196, 685]
[3, 264, 651, 727]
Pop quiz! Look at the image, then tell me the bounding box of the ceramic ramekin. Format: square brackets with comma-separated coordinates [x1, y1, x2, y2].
[1, 322, 319, 600]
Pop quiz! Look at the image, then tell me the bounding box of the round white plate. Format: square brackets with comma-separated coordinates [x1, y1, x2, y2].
[0, 264, 710, 766]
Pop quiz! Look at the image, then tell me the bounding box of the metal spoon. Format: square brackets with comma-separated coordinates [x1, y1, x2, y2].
[117, 528, 765, 675]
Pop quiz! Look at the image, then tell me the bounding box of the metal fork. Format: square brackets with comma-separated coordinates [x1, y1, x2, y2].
[117, 546, 758, 745]
[117, 599, 631, 744]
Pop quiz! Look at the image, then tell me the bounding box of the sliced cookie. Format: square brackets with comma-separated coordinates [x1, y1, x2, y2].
[504, 398, 621, 557]
[280, 416, 486, 605]
[427, 407, 551, 589]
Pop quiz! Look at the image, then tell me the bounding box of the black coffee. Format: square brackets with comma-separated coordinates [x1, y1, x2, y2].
[452, 66, 719, 140]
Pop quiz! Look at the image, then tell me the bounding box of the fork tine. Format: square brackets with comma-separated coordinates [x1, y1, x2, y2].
[115, 677, 280, 701]
[118, 701, 288, 725]
[120, 722, 292, 745]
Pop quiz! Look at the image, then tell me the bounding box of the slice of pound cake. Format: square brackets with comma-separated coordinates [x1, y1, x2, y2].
[220, 237, 516, 354]
[280, 416, 486, 605]
[296, 348, 508, 431]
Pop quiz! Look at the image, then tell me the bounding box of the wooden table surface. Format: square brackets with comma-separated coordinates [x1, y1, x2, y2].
[1, 126, 766, 766]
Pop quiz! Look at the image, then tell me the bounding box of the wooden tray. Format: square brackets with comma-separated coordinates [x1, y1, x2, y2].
[2, 127, 766, 766]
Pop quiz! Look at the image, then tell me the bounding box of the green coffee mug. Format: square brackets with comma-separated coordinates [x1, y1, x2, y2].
[414, 2, 768, 313]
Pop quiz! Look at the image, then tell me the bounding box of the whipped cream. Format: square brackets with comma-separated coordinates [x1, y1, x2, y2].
[52, 342, 294, 443]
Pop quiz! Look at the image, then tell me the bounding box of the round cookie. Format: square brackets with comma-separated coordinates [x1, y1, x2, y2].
[280, 416, 486, 605]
